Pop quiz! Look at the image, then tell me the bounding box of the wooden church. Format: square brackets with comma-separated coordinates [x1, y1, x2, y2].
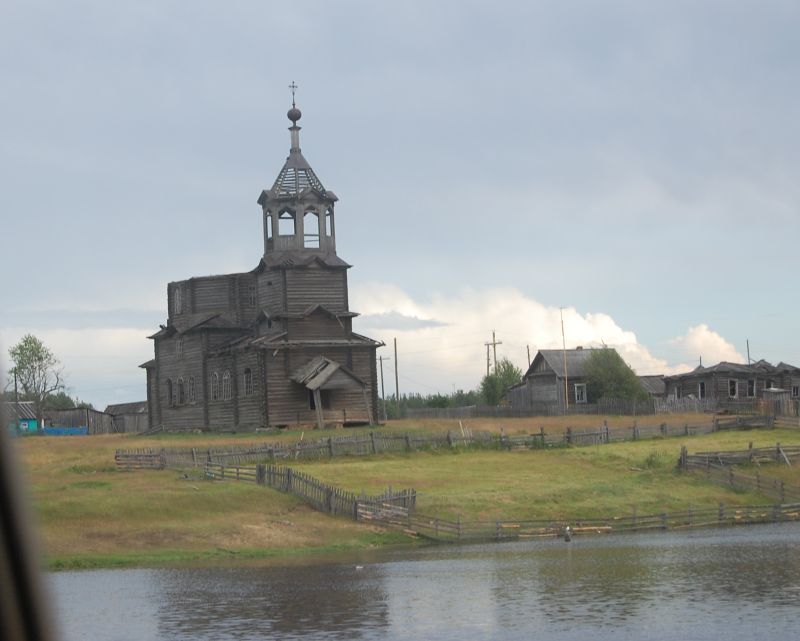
[142, 101, 382, 431]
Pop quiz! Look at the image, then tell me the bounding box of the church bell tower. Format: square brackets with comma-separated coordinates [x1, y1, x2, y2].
[257, 92, 338, 258]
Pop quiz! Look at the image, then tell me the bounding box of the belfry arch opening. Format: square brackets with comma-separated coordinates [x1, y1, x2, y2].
[304, 210, 320, 248]
[278, 210, 296, 236]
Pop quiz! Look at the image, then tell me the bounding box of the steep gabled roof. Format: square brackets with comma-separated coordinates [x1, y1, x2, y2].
[524, 348, 607, 379]
[290, 355, 366, 390]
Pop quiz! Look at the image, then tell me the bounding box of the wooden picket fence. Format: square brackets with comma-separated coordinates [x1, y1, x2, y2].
[203, 461, 416, 519]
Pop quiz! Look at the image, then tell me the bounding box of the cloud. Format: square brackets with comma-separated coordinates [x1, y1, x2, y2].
[668, 324, 745, 364]
[351, 283, 693, 396]
[357, 311, 448, 331]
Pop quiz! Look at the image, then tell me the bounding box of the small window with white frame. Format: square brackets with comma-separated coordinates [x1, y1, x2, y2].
[574, 383, 587, 404]
[728, 379, 738, 398]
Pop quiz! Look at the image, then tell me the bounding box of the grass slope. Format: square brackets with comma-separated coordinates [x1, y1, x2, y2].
[13, 417, 800, 569]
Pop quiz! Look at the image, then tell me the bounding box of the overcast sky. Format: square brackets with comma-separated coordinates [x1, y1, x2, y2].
[2, 1, 799, 408]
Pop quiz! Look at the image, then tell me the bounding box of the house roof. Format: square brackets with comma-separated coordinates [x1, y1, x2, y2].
[3, 401, 37, 420]
[524, 348, 607, 379]
[664, 359, 800, 381]
[104, 401, 148, 415]
[638, 375, 666, 395]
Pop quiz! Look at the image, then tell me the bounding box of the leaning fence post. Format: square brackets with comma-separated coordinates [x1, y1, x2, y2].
[256, 464, 265, 485]
[603, 420, 609, 444]
[565, 427, 572, 444]
[684, 422, 689, 436]
[661, 512, 667, 530]
[679, 446, 687, 470]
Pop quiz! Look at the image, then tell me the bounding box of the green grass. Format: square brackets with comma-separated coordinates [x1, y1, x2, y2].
[13, 421, 800, 569]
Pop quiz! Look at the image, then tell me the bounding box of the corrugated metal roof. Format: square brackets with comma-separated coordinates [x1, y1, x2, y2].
[3, 401, 37, 420]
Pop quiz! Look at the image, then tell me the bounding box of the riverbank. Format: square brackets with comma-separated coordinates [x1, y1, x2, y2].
[14, 417, 800, 569]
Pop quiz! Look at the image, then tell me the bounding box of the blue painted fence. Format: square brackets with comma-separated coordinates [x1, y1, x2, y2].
[42, 426, 88, 436]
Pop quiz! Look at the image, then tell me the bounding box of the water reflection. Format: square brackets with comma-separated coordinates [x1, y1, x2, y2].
[50, 522, 800, 641]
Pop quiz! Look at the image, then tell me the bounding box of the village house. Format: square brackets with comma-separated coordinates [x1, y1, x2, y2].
[104, 401, 150, 433]
[142, 102, 382, 431]
[663, 360, 800, 404]
[510, 347, 610, 410]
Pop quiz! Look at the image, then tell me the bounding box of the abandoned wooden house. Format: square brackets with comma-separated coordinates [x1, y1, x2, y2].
[142, 103, 382, 431]
[663, 360, 800, 405]
[509, 347, 612, 411]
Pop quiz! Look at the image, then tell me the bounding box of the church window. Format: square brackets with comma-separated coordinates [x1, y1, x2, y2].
[222, 370, 232, 400]
[166, 379, 173, 407]
[177, 377, 185, 405]
[278, 209, 296, 236]
[247, 284, 256, 307]
[265, 212, 273, 239]
[243, 368, 253, 396]
[325, 208, 334, 236]
[188, 376, 196, 404]
[174, 287, 183, 314]
[211, 372, 219, 401]
[304, 210, 320, 248]
[176, 337, 183, 359]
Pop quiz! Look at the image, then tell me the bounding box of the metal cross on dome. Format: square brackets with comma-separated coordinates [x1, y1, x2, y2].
[289, 81, 298, 107]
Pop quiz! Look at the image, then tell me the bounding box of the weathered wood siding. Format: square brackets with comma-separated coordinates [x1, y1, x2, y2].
[157, 332, 206, 431]
[264, 348, 374, 427]
[287, 315, 348, 341]
[257, 271, 284, 313]
[528, 374, 558, 403]
[285, 265, 347, 313]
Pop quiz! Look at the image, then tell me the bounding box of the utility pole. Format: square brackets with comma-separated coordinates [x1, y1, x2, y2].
[746, 339, 751, 365]
[560, 307, 569, 410]
[393, 338, 400, 415]
[13, 367, 20, 433]
[526, 345, 531, 368]
[485, 330, 503, 373]
[378, 355, 390, 422]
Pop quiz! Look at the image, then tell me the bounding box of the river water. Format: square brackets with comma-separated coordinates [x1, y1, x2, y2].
[49, 523, 800, 640]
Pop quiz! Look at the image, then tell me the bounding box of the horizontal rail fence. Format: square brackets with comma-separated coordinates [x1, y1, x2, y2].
[204, 461, 416, 519]
[115, 416, 785, 470]
[679, 443, 800, 503]
[358, 502, 800, 543]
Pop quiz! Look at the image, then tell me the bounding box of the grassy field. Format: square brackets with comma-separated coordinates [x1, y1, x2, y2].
[13, 415, 800, 569]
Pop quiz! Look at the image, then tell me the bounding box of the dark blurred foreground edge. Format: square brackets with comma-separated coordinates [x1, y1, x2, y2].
[0, 405, 56, 641]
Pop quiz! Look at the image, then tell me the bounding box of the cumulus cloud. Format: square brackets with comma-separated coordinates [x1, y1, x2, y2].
[668, 324, 745, 364]
[351, 283, 691, 396]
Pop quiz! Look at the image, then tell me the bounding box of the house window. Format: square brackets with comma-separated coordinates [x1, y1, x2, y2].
[698, 381, 706, 399]
[243, 368, 253, 396]
[177, 377, 185, 405]
[766, 379, 774, 390]
[747, 379, 756, 397]
[278, 209, 296, 236]
[728, 379, 738, 398]
[793, 386, 799, 398]
[211, 372, 219, 401]
[188, 376, 196, 404]
[166, 379, 173, 407]
[176, 337, 183, 359]
[574, 383, 587, 404]
[222, 370, 232, 400]
[304, 210, 320, 248]
[676, 386, 682, 399]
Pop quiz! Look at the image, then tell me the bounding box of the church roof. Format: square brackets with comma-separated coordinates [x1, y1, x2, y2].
[272, 150, 326, 196]
[252, 253, 351, 271]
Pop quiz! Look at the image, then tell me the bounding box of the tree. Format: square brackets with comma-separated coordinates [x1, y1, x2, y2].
[480, 357, 523, 405]
[584, 347, 648, 401]
[8, 334, 64, 427]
